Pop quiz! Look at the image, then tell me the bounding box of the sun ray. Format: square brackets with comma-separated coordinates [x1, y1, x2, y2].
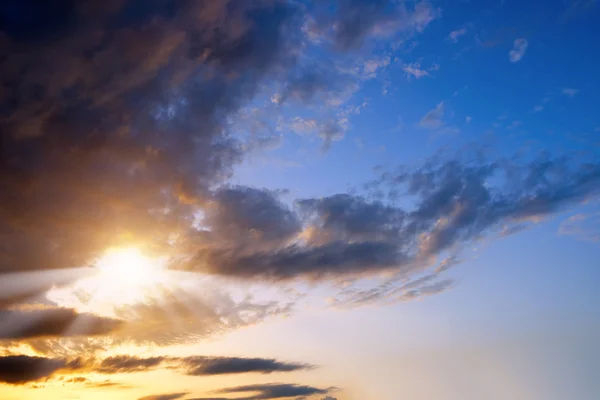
[0, 267, 93, 307]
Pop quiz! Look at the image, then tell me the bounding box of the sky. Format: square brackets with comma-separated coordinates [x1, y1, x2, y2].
[0, 1, 599, 399]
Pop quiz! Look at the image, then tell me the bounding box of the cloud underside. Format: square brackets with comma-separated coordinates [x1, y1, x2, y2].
[138, 384, 333, 400]
[186, 156, 600, 281]
[186, 383, 331, 400]
[0, 354, 312, 385]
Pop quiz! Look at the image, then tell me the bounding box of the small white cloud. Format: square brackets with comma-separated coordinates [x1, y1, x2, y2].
[562, 87, 579, 97]
[403, 62, 440, 80]
[403, 62, 429, 79]
[420, 101, 445, 129]
[509, 38, 528, 62]
[447, 27, 467, 43]
[466, 116, 472, 123]
[271, 93, 282, 104]
[362, 56, 391, 79]
[533, 105, 544, 112]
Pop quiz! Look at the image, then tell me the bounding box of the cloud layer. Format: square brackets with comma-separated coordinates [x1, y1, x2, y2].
[0, 353, 313, 384]
[0, 308, 123, 340]
[188, 155, 600, 282]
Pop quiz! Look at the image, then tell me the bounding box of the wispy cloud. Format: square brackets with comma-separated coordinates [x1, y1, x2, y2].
[562, 87, 580, 97]
[403, 62, 440, 80]
[509, 38, 529, 62]
[138, 393, 188, 400]
[420, 101, 445, 129]
[447, 27, 468, 43]
[559, 213, 600, 242]
[192, 383, 333, 400]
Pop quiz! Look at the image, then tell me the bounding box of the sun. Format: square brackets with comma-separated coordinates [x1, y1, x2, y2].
[46, 247, 169, 312]
[85, 246, 167, 307]
[96, 247, 159, 285]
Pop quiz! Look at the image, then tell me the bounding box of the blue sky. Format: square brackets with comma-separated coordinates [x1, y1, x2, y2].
[0, 1, 599, 400]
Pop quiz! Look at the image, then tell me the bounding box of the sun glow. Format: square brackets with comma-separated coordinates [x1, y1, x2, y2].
[47, 247, 169, 310]
[96, 247, 161, 285]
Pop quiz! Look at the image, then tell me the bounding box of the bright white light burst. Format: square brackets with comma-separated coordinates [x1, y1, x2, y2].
[96, 247, 160, 285]
[47, 247, 168, 311]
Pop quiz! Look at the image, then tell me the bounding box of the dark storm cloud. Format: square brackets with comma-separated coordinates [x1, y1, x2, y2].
[0, 0, 300, 273]
[0, 308, 123, 339]
[189, 383, 332, 400]
[0, 355, 81, 384]
[178, 356, 313, 376]
[188, 156, 600, 281]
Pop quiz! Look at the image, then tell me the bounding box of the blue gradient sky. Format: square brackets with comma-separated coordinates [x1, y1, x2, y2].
[226, 2, 600, 398]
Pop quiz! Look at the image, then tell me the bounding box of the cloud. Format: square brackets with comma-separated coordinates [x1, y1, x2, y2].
[95, 355, 166, 374]
[329, 0, 440, 50]
[403, 62, 439, 79]
[362, 56, 392, 79]
[191, 383, 332, 400]
[285, 117, 348, 151]
[509, 38, 528, 62]
[179, 356, 313, 376]
[420, 102, 445, 129]
[0, 351, 315, 388]
[0, 0, 442, 283]
[466, 116, 472, 123]
[0, 355, 81, 384]
[0, 308, 123, 339]
[559, 213, 600, 242]
[0, 0, 301, 274]
[138, 393, 189, 400]
[562, 87, 580, 97]
[533, 105, 544, 112]
[186, 155, 600, 282]
[93, 354, 312, 376]
[447, 27, 467, 43]
[89, 381, 132, 389]
[204, 186, 302, 245]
